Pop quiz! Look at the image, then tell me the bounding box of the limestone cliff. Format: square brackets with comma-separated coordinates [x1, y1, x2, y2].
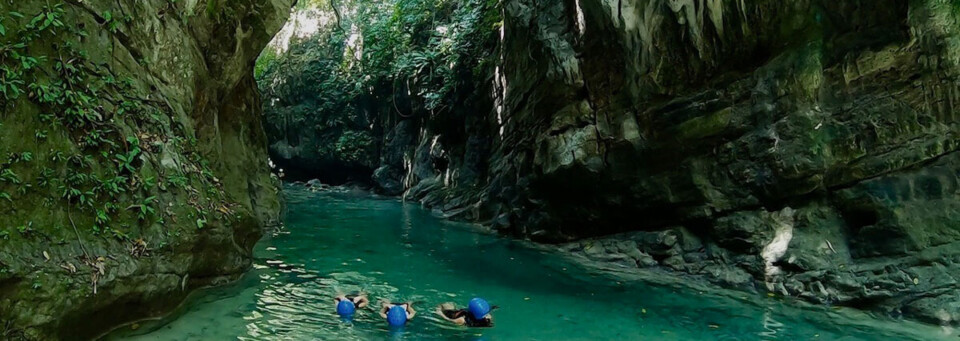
[0, 0, 292, 339]
[498, 0, 960, 324]
[264, 0, 960, 326]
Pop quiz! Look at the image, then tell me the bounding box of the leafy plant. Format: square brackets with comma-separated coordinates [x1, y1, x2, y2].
[335, 130, 375, 163]
[167, 173, 189, 189]
[115, 145, 141, 174]
[100, 11, 129, 33]
[16, 221, 33, 235]
[0, 11, 26, 36]
[134, 196, 157, 221]
[257, 0, 502, 159]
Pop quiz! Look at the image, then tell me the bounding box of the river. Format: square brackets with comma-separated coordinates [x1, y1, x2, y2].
[104, 184, 953, 340]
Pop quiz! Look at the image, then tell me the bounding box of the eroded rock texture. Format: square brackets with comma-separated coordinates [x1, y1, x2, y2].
[523, 0, 960, 324]
[304, 0, 960, 325]
[526, 0, 960, 324]
[256, 0, 960, 325]
[0, 0, 291, 339]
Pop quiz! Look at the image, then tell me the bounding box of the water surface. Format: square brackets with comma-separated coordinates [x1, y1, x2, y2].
[106, 185, 954, 340]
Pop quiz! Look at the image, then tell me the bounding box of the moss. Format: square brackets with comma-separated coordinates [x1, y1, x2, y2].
[205, 0, 220, 19]
[672, 107, 733, 141]
[0, 0, 286, 337]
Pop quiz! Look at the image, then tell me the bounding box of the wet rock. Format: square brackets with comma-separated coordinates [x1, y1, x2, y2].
[264, 0, 960, 326]
[596, 253, 638, 269]
[0, 0, 294, 338]
[701, 264, 754, 289]
[712, 211, 774, 253]
[662, 256, 687, 272]
[676, 227, 704, 252]
[373, 166, 406, 196]
[905, 293, 960, 325]
[637, 231, 680, 257]
[636, 253, 659, 268]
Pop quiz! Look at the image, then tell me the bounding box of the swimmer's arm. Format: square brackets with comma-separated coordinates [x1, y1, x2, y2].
[379, 302, 390, 318]
[405, 303, 416, 319]
[353, 295, 370, 308]
[434, 307, 466, 325]
[448, 316, 466, 325]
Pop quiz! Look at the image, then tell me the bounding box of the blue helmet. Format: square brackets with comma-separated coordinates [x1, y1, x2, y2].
[337, 299, 356, 317]
[468, 298, 491, 319]
[386, 305, 408, 327]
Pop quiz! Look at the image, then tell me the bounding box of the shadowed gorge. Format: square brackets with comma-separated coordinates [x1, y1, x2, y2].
[4, 0, 960, 339]
[258, 0, 960, 328]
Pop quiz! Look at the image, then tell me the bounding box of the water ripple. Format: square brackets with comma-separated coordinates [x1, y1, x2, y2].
[105, 185, 956, 341]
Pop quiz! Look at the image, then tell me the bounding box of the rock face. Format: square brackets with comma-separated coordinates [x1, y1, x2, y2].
[0, 0, 291, 339]
[264, 0, 960, 325]
[508, 0, 960, 324]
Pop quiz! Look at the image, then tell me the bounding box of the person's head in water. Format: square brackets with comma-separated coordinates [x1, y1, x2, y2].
[337, 299, 356, 317]
[380, 301, 416, 327]
[387, 305, 407, 327]
[436, 298, 497, 328]
[334, 293, 369, 319]
[468, 298, 491, 320]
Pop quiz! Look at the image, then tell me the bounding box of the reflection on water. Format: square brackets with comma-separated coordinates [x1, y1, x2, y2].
[105, 185, 954, 340]
[760, 310, 783, 340]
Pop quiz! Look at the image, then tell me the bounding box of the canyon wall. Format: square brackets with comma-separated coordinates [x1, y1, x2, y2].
[265, 0, 960, 325]
[0, 0, 291, 338]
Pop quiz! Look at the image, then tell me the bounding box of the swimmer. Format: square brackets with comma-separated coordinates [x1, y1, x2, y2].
[334, 293, 369, 317]
[435, 297, 497, 327]
[379, 301, 416, 327]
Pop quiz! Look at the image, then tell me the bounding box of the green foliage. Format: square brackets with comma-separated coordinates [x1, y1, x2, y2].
[0, 4, 226, 244]
[254, 47, 277, 79]
[135, 196, 157, 221]
[167, 173, 189, 189]
[257, 0, 502, 126]
[256, 0, 500, 170]
[114, 137, 142, 174]
[335, 130, 374, 163]
[99, 10, 131, 33]
[16, 221, 33, 235]
[0, 6, 64, 101]
[206, 0, 221, 19]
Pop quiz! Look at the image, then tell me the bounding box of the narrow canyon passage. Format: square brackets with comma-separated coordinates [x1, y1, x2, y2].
[5, 0, 960, 339]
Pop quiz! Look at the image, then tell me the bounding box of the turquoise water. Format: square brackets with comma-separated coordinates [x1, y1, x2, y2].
[106, 185, 953, 340]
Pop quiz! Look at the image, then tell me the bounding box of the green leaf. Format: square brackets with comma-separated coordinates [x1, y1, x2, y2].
[9, 11, 24, 18]
[0, 23, 5, 36]
[29, 14, 42, 27]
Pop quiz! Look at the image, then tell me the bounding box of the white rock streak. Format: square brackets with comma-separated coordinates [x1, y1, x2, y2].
[762, 208, 796, 282]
